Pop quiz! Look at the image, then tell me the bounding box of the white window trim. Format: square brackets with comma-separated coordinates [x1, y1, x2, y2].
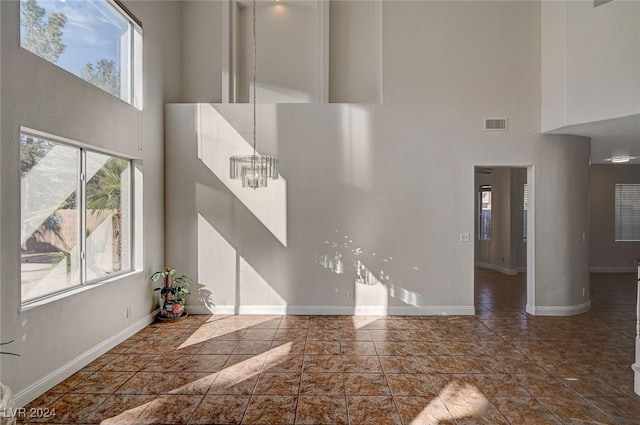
[19, 0, 143, 109]
[615, 183, 640, 242]
[21, 270, 143, 312]
[20, 127, 139, 307]
[478, 185, 492, 241]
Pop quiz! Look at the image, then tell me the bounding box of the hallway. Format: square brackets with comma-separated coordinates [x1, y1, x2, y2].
[475, 267, 527, 314]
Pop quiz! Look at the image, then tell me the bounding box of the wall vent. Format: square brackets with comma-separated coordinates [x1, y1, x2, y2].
[484, 118, 508, 131]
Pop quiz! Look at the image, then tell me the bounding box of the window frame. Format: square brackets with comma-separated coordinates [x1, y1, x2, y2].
[112, 0, 144, 109]
[614, 183, 640, 242]
[20, 129, 135, 306]
[478, 185, 492, 241]
[19, 0, 143, 109]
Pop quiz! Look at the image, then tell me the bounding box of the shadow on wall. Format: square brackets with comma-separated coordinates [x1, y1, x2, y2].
[197, 213, 286, 314]
[197, 104, 287, 247]
[193, 103, 430, 313]
[315, 230, 426, 311]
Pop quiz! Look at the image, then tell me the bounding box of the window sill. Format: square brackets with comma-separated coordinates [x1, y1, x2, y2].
[21, 270, 144, 313]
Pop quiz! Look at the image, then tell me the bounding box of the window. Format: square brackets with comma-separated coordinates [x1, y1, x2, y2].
[615, 184, 640, 241]
[20, 0, 143, 108]
[21, 132, 132, 303]
[478, 185, 492, 240]
[523, 183, 528, 243]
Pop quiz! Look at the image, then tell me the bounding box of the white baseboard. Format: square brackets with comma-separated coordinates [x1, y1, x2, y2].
[589, 266, 636, 273]
[633, 363, 640, 396]
[187, 305, 220, 314]
[526, 301, 591, 316]
[516, 266, 527, 273]
[15, 310, 158, 408]
[633, 335, 640, 396]
[475, 262, 518, 276]
[187, 304, 475, 316]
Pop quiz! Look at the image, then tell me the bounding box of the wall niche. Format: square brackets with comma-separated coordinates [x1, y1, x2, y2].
[224, 0, 382, 104]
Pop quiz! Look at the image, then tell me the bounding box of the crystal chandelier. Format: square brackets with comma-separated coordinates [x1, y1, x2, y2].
[229, 0, 279, 189]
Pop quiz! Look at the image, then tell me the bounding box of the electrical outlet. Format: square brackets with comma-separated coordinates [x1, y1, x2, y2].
[347, 290, 353, 299]
[126, 307, 131, 318]
[582, 288, 586, 297]
[459, 233, 470, 242]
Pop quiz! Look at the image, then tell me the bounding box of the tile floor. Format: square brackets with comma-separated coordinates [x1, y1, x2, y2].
[17, 269, 640, 424]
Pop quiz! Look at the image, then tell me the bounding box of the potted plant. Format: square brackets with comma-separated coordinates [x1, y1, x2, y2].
[1, 341, 19, 425]
[151, 268, 192, 320]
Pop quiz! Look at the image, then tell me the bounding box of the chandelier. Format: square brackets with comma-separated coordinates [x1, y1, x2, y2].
[229, 0, 279, 189]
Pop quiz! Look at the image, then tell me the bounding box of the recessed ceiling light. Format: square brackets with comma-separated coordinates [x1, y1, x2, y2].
[611, 155, 631, 163]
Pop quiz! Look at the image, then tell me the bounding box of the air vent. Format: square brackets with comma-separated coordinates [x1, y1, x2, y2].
[484, 118, 508, 131]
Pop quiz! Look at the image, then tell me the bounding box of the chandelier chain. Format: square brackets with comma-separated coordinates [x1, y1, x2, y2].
[229, 0, 278, 189]
[252, 0, 257, 157]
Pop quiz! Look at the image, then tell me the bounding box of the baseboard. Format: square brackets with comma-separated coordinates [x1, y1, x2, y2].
[187, 305, 220, 314]
[589, 266, 636, 273]
[475, 262, 518, 276]
[516, 266, 527, 273]
[385, 306, 475, 316]
[187, 304, 475, 316]
[15, 309, 159, 408]
[526, 301, 591, 316]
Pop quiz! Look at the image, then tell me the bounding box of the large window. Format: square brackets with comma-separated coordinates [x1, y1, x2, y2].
[615, 184, 640, 241]
[21, 132, 132, 303]
[20, 0, 143, 108]
[478, 185, 492, 241]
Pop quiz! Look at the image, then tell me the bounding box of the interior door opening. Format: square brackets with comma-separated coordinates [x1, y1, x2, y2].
[473, 166, 529, 315]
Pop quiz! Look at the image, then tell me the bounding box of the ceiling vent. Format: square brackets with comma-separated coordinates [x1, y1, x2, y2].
[484, 118, 508, 131]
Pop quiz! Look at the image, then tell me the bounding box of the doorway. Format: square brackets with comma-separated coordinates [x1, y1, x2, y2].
[473, 166, 529, 314]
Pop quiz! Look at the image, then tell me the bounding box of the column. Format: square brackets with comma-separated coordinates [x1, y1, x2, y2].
[528, 134, 591, 315]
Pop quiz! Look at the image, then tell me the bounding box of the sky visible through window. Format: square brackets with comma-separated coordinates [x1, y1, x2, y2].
[35, 0, 127, 76]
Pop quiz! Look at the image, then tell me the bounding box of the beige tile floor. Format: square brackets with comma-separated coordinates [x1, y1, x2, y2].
[17, 269, 640, 424]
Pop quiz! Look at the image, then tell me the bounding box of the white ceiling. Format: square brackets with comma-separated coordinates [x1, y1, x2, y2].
[548, 114, 640, 165]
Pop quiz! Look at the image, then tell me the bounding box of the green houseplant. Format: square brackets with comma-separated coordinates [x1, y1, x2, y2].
[151, 268, 192, 320]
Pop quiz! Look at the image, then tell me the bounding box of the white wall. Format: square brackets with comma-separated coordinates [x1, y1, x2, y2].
[542, 0, 640, 131]
[182, 0, 384, 104]
[590, 164, 640, 272]
[530, 134, 591, 314]
[0, 0, 4, 376]
[181, 0, 223, 102]
[238, 2, 318, 103]
[330, 0, 382, 103]
[166, 0, 542, 315]
[0, 0, 180, 400]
